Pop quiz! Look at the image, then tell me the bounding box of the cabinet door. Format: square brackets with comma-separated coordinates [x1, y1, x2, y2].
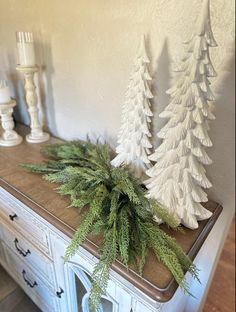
[51, 234, 157, 312]
[67, 264, 117, 312]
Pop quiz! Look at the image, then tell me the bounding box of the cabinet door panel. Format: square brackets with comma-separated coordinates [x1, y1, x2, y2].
[74, 268, 115, 312]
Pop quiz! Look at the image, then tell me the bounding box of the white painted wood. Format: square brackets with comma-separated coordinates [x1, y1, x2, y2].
[0, 187, 51, 257]
[50, 232, 74, 312]
[3, 242, 59, 312]
[1, 224, 56, 288]
[132, 300, 160, 312]
[52, 232, 163, 312]
[0, 100, 22, 147]
[0, 223, 8, 267]
[68, 264, 118, 312]
[16, 65, 50, 143]
[145, 0, 217, 230]
[0, 240, 5, 263]
[0, 222, 3, 239]
[53, 236, 120, 312]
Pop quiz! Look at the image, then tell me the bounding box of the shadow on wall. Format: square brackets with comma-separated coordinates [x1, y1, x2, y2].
[207, 44, 235, 206]
[36, 37, 58, 137]
[6, 51, 30, 125]
[151, 38, 171, 149]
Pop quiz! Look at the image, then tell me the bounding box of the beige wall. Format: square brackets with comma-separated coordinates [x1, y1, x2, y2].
[0, 0, 235, 217]
[0, 2, 235, 309]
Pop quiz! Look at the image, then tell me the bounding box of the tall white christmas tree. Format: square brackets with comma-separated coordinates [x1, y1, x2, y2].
[111, 35, 153, 179]
[145, 0, 217, 229]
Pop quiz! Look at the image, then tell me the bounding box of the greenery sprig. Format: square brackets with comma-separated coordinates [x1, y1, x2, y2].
[22, 141, 199, 311]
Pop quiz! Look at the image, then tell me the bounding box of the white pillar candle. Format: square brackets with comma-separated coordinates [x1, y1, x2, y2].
[16, 32, 36, 66]
[0, 80, 11, 104]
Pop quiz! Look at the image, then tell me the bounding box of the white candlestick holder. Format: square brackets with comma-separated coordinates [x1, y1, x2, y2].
[16, 65, 50, 143]
[0, 100, 23, 147]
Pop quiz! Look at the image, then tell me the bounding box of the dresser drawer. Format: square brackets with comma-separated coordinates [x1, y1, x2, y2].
[3, 243, 60, 312]
[0, 187, 51, 256]
[2, 224, 56, 289]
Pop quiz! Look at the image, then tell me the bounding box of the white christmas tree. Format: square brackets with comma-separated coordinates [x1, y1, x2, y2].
[111, 36, 153, 179]
[145, 0, 217, 229]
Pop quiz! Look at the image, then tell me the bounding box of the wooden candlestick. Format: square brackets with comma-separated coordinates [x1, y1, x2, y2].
[16, 65, 50, 143]
[0, 100, 22, 147]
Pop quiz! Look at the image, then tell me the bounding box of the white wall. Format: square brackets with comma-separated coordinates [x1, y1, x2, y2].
[0, 1, 234, 137]
[0, 0, 234, 204]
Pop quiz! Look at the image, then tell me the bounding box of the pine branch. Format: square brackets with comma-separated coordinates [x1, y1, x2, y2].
[22, 140, 200, 312]
[150, 199, 182, 230]
[112, 167, 140, 204]
[118, 209, 130, 267]
[21, 162, 63, 174]
[90, 224, 118, 312]
[64, 184, 108, 262]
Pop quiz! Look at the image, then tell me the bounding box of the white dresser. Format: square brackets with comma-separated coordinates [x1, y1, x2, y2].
[0, 126, 222, 312]
[0, 187, 62, 311]
[0, 186, 164, 312]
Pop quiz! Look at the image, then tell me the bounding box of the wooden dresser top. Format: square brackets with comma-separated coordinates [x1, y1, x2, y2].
[0, 124, 222, 303]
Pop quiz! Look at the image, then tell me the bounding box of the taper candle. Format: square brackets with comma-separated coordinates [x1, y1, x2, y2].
[0, 80, 11, 104]
[16, 31, 36, 66]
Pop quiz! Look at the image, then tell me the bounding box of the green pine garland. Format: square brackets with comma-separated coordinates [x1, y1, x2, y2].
[22, 141, 199, 311]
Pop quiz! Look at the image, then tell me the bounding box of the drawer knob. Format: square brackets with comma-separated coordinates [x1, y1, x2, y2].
[9, 213, 17, 221]
[56, 287, 64, 298]
[22, 270, 38, 288]
[14, 238, 31, 257]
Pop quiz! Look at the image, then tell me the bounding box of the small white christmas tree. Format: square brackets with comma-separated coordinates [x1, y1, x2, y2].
[145, 0, 217, 229]
[111, 35, 153, 179]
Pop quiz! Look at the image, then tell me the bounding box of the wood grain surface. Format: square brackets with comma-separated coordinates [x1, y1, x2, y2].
[0, 124, 223, 303]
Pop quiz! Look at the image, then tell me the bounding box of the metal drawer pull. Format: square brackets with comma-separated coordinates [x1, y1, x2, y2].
[9, 213, 17, 221]
[56, 287, 64, 298]
[14, 238, 31, 257]
[22, 270, 38, 288]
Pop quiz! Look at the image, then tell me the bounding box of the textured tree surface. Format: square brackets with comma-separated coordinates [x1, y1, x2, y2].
[146, 0, 217, 229]
[111, 35, 153, 180]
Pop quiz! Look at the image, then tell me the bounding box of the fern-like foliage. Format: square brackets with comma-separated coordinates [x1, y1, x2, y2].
[22, 141, 199, 312]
